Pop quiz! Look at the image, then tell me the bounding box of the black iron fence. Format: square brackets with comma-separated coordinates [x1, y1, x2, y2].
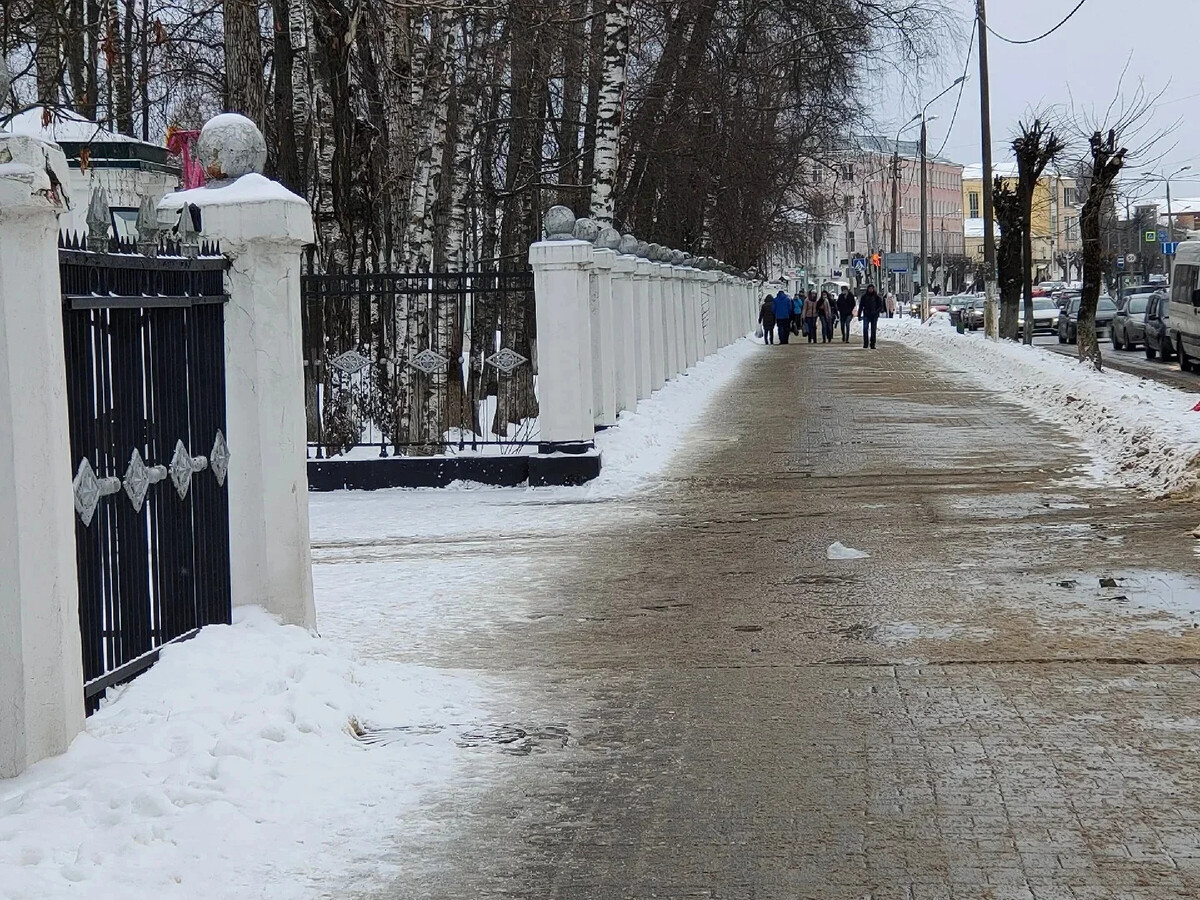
[60, 235, 232, 712]
[301, 266, 538, 458]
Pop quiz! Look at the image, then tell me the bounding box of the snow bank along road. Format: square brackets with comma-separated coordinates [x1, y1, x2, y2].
[0, 337, 759, 900]
[886, 316, 1200, 499]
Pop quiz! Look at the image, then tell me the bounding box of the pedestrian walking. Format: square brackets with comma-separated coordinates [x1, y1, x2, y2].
[771, 288, 793, 344]
[817, 291, 834, 343]
[802, 290, 819, 344]
[858, 284, 885, 350]
[885, 291, 897, 318]
[758, 294, 776, 344]
[791, 291, 804, 336]
[836, 287, 856, 343]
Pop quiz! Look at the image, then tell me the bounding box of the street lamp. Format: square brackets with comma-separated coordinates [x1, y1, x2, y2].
[1140, 165, 1191, 276]
[920, 75, 966, 320]
[888, 113, 921, 295]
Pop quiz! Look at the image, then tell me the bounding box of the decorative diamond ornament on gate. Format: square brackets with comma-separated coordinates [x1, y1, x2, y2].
[485, 347, 528, 374]
[409, 348, 450, 374]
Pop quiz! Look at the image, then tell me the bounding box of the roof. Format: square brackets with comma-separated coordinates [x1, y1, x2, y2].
[854, 135, 961, 168]
[963, 162, 1020, 181]
[3, 107, 154, 147]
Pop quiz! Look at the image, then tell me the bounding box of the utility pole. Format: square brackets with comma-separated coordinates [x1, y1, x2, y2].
[977, 0, 998, 338]
[920, 119, 929, 319]
[890, 150, 900, 292]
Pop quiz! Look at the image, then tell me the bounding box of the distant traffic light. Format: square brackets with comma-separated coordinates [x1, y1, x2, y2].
[871, 252, 881, 267]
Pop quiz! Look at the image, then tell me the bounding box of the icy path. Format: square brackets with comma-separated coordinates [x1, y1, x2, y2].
[0, 337, 758, 900]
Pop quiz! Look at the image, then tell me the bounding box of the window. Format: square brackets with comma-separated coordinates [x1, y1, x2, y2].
[968, 192, 980, 219]
[1172, 264, 1198, 305]
[1063, 186, 1077, 206]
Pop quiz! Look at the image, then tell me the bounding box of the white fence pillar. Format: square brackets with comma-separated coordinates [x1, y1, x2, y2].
[691, 269, 706, 359]
[681, 267, 699, 368]
[702, 270, 720, 354]
[0, 136, 85, 778]
[611, 246, 639, 414]
[669, 267, 686, 376]
[648, 260, 667, 391]
[588, 245, 618, 427]
[530, 210, 595, 446]
[632, 258, 654, 400]
[160, 116, 315, 629]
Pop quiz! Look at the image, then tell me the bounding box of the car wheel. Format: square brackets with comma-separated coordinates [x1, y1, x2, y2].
[1058, 327, 1066, 344]
[1180, 340, 1195, 373]
[1145, 343, 1158, 360]
[1111, 330, 1123, 350]
[1069, 326, 1077, 343]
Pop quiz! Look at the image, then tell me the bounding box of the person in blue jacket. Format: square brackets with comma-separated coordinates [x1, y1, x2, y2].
[771, 288, 792, 344]
[791, 291, 805, 337]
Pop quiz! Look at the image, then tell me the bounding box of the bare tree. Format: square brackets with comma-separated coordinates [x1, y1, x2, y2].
[1011, 119, 1064, 344]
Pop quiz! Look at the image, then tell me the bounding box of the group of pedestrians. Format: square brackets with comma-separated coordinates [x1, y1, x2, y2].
[758, 284, 886, 350]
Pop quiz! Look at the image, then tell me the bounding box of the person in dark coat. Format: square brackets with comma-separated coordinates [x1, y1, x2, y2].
[758, 294, 776, 344]
[802, 291, 819, 343]
[858, 284, 885, 349]
[817, 291, 834, 343]
[835, 288, 856, 342]
[771, 289, 792, 344]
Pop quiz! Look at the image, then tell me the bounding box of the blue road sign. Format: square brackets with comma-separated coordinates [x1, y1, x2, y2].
[1159, 229, 1169, 242]
[853, 258, 867, 272]
[1116, 257, 1125, 269]
[1162, 241, 1179, 256]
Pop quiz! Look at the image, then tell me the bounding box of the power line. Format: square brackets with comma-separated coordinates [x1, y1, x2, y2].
[986, 0, 1091, 45]
[933, 16, 977, 159]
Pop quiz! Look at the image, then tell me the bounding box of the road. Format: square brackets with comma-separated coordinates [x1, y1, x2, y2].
[335, 336, 1200, 900]
[1034, 334, 1200, 393]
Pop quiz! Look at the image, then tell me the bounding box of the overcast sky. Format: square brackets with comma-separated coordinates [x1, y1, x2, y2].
[873, 0, 1200, 203]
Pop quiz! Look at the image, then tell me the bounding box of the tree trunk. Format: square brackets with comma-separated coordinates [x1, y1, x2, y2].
[1079, 129, 1125, 370]
[270, 0, 302, 193]
[33, 0, 60, 107]
[224, 0, 266, 129]
[588, 0, 630, 226]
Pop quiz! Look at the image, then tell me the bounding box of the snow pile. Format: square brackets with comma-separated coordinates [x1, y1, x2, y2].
[588, 334, 759, 494]
[884, 317, 1200, 497]
[0, 607, 488, 899]
[827, 541, 870, 560]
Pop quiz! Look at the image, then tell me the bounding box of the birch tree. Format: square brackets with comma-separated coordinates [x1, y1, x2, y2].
[588, 0, 630, 226]
[224, 0, 266, 128]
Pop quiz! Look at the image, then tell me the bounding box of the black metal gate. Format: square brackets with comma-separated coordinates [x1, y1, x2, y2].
[301, 266, 537, 458]
[60, 236, 232, 711]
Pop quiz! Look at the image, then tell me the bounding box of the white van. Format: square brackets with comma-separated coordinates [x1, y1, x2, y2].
[1167, 241, 1200, 371]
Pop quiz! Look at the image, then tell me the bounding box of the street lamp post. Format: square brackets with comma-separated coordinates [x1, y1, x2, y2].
[891, 114, 921, 295]
[1141, 165, 1191, 277]
[919, 76, 965, 320]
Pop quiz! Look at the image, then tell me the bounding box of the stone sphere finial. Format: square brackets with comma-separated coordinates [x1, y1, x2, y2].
[670, 249, 686, 265]
[635, 240, 651, 258]
[619, 234, 638, 255]
[646, 242, 663, 261]
[544, 205, 577, 240]
[656, 246, 673, 263]
[196, 113, 267, 180]
[596, 226, 622, 250]
[573, 217, 601, 242]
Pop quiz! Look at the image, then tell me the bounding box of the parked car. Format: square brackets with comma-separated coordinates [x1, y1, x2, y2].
[964, 297, 987, 330]
[1166, 241, 1200, 372]
[948, 294, 979, 326]
[1057, 295, 1117, 343]
[1142, 291, 1173, 361]
[1018, 297, 1060, 335]
[1111, 293, 1153, 350]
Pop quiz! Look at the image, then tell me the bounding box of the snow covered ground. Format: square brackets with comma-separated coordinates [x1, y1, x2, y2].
[883, 316, 1200, 497]
[0, 335, 759, 900]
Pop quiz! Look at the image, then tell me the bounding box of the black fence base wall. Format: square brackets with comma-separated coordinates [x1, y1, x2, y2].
[307, 453, 603, 491]
[528, 452, 602, 487]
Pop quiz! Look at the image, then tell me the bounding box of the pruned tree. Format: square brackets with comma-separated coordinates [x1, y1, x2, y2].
[1078, 129, 1125, 369]
[1011, 119, 1064, 344]
[992, 176, 1023, 332]
[588, 0, 630, 226]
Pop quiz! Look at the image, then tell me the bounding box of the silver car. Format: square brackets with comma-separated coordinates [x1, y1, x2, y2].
[1111, 292, 1153, 350]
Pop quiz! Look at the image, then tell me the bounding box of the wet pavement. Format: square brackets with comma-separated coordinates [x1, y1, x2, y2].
[343, 336, 1200, 900]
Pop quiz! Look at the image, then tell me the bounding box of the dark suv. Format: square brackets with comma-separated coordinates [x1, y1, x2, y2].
[1058, 295, 1117, 343]
[1143, 291, 1174, 361]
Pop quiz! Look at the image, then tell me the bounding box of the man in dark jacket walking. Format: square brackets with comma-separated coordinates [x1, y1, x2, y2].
[758, 294, 776, 344]
[771, 289, 792, 344]
[858, 284, 885, 349]
[835, 288, 856, 342]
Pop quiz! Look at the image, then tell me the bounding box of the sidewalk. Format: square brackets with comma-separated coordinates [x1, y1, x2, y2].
[348, 335, 1200, 900]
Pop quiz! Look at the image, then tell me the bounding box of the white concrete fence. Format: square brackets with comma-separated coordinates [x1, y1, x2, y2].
[0, 114, 314, 779]
[530, 206, 763, 452]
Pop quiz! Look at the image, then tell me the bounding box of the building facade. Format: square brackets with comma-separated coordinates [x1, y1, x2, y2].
[961, 163, 1082, 282]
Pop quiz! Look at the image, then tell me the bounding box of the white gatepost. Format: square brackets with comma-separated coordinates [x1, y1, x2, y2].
[160, 115, 315, 629]
[681, 267, 699, 369]
[669, 268, 686, 375]
[610, 240, 639, 414]
[703, 270, 721, 354]
[588, 244, 618, 428]
[690, 269, 705, 359]
[0, 136, 85, 778]
[647, 259, 667, 391]
[632, 258, 654, 400]
[530, 208, 595, 447]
